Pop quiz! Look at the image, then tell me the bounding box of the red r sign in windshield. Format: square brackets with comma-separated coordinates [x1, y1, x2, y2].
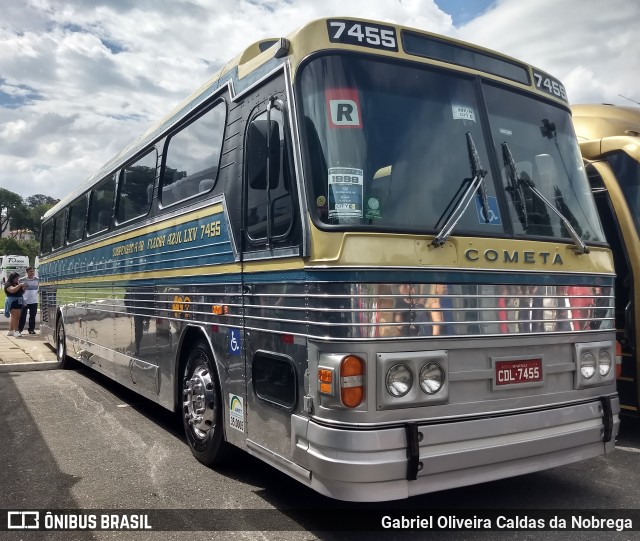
[326, 88, 362, 129]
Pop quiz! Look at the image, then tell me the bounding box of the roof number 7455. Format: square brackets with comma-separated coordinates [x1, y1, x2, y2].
[533, 70, 568, 102]
[327, 20, 398, 51]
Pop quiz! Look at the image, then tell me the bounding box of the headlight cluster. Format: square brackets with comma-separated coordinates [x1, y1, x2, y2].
[377, 351, 449, 410]
[385, 361, 446, 397]
[575, 341, 615, 388]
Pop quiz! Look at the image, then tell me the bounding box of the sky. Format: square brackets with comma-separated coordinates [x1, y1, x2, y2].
[0, 0, 638, 201]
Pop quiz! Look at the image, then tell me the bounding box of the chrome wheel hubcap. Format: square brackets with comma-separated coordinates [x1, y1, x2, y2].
[183, 365, 216, 439]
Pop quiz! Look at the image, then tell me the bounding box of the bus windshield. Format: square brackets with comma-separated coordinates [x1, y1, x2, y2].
[300, 54, 605, 243]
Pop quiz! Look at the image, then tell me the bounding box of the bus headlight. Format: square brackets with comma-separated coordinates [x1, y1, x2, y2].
[579, 350, 597, 379]
[575, 341, 616, 389]
[598, 348, 612, 377]
[386, 363, 413, 397]
[419, 362, 445, 395]
[377, 350, 449, 409]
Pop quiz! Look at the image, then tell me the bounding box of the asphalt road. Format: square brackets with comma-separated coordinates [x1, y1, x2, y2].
[1, 366, 639, 541]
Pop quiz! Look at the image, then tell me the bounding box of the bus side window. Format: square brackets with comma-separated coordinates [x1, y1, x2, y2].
[245, 105, 294, 243]
[117, 149, 157, 223]
[160, 100, 226, 207]
[41, 219, 54, 254]
[67, 195, 88, 243]
[51, 210, 67, 250]
[88, 175, 116, 235]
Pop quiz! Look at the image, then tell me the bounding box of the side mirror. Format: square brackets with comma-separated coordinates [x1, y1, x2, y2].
[247, 119, 280, 190]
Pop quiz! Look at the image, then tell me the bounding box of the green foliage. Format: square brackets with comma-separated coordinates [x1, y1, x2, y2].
[25, 194, 58, 207]
[0, 188, 58, 239]
[27, 204, 53, 238]
[0, 238, 39, 265]
[0, 187, 26, 236]
[0, 237, 26, 256]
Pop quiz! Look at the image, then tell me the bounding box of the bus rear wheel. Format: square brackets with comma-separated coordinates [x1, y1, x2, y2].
[181, 341, 230, 466]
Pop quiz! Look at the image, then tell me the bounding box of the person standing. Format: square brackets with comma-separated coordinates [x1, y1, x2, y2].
[4, 272, 25, 337]
[19, 266, 39, 335]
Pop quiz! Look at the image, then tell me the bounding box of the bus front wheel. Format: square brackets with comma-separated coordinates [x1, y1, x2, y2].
[181, 341, 230, 466]
[56, 318, 71, 369]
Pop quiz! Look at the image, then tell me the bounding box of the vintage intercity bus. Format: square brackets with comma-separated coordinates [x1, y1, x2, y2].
[572, 103, 640, 417]
[39, 17, 618, 501]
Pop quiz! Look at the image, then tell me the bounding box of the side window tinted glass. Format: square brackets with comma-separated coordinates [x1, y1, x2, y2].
[252, 353, 297, 410]
[246, 107, 293, 242]
[41, 220, 53, 254]
[117, 150, 156, 223]
[88, 175, 115, 235]
[607, 151, 640, 235]
[161, 101, 225, 206]
[52, 212, 66, 249]
[67, 196, 88, 243]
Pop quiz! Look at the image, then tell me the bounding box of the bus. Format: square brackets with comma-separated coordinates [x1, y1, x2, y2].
[572, 103, 640, 417]
[39, 17, 619, 502]
[0, 255, 29, 284]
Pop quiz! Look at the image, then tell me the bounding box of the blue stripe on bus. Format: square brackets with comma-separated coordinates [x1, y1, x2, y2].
[39, 212, 234, 282]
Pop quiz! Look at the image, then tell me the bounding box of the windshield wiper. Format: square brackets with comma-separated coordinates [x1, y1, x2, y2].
[502, 143, 528, 230]
[431, 132, 489, 247]
[501, 142, 589, 254]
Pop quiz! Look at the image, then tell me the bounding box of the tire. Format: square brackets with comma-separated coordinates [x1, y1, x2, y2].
[181, 340, 230, 466]
[56, 317, 71, 369]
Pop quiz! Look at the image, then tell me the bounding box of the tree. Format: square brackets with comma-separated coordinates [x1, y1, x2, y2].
[0, 188, 26, 237]
[0, 237, 26, 256]
[25, 194, 59, 207]
[0, 238, 39, 269]
[28, 203, 54, 239]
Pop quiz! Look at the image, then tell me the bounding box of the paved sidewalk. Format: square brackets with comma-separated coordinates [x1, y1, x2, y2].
[0, 316, 58, 372]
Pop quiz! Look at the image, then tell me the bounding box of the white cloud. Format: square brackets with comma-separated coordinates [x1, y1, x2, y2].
[455, 0, 640, 105]
[0, 0, 637, 201]
[1, 119, 28, 139]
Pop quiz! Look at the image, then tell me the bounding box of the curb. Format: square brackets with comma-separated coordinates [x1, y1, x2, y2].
[0, 361, 59, 373]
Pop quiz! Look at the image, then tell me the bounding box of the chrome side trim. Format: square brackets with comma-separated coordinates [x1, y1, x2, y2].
[247, 439, 311, 482]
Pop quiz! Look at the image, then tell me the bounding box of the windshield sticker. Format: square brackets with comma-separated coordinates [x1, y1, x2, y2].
[475, 195, 502, 226]
[452, 104, 476, 122]
[328, 167, 364, 219]
[365, 197, 382, 220]
[326, 88, 362, 128]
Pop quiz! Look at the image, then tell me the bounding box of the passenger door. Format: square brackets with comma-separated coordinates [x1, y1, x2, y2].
[241, 79, 303, 461]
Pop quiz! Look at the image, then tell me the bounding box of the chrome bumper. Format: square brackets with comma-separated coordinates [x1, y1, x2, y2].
[300, 396, 619, 501]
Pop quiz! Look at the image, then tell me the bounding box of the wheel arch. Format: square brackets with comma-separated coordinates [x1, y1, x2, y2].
[173, 325, 224, 413]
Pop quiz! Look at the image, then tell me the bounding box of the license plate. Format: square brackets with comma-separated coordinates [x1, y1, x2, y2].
[495, 359, 543, 386]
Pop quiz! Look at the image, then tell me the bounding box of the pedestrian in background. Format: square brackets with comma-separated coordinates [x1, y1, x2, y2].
[4, 272, 25, 337]
[19, 266, 39, 335]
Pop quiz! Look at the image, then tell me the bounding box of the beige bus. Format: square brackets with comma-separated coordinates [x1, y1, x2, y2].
[572, 103, 640, 416]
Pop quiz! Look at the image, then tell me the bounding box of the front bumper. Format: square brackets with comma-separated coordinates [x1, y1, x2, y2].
[300, 396, 619, 501]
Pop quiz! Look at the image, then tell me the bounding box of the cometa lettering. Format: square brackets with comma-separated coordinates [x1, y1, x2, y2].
[465, 249, 563, 266]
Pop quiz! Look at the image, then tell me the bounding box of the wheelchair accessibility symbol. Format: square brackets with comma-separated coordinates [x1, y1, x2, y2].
[229, 328, 241, 355]
[475, 195, 502, 226]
